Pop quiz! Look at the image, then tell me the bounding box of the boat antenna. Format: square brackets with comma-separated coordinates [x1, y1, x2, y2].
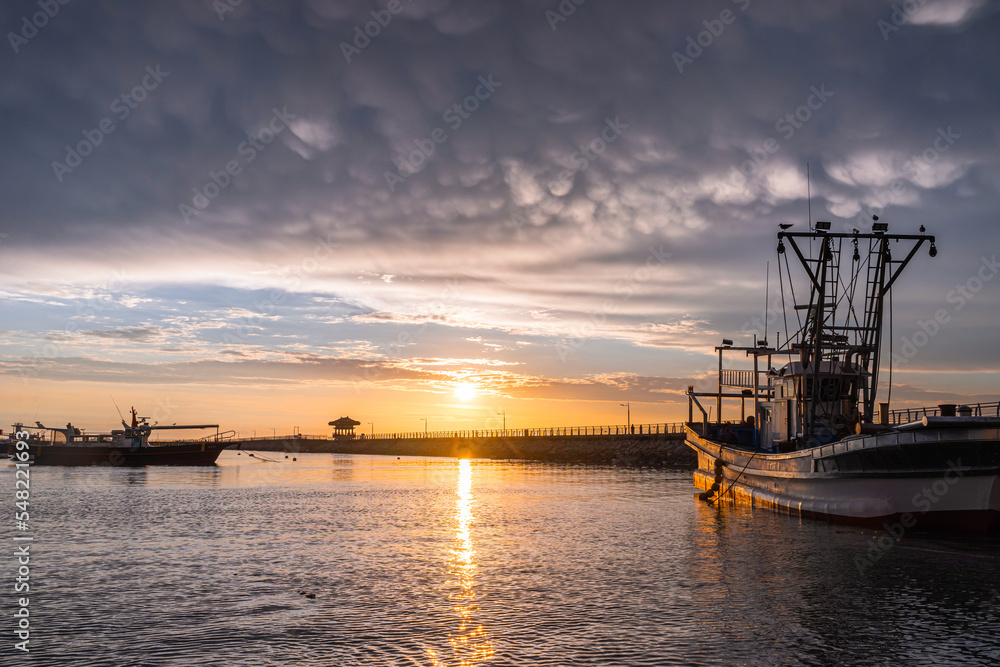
[763, 261, 770, 344]
[806, 162, 812, 231]
[110, 394, 125, 423]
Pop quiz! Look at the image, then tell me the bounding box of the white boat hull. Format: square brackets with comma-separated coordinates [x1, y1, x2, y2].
[686, 425, 1000, 531]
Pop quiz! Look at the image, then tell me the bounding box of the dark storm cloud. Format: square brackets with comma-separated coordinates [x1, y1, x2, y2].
[2, 0, 996, 249]
[1, 0, 998, 395]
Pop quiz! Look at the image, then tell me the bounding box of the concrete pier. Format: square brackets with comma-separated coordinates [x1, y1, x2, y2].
[239, 432, 695, 468]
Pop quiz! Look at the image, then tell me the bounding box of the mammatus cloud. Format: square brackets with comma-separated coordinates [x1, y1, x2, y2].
[1, 0, 998, 424]
[82, 327, 164, 343]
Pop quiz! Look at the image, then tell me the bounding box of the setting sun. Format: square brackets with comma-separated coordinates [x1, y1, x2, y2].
[454, 382, 479, 402]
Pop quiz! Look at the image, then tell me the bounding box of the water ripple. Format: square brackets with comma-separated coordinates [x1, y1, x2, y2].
[3, 455, 999, 666]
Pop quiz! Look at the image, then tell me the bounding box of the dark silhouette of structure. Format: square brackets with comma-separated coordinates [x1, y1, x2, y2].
[329, 416, 361, 439]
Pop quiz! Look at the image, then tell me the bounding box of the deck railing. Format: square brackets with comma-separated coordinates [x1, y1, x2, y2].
[888, 401, 1000, 424]
[719, 369, 756, 389]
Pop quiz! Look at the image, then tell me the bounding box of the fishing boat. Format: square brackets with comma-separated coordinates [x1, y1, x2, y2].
[8, 407, 236, 466]
[685, 220, 1000, 531]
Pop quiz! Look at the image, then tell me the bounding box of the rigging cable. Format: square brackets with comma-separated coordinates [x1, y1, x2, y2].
[843, 243, 867, 331]
[887, 287, 893, 410]
[779, 251, 790, 350]
[783, 251, 803, 334]
[833, 240, 865, 335]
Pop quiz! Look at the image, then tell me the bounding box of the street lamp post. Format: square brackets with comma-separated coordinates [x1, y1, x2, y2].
[620, 402, 630, 432]
[367, 421, 373, 436]
[498, 410, 505, 431]
[420, 418, 427, 435]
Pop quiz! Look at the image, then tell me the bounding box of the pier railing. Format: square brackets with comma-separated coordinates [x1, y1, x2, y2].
[238, 422, 687, 442]
[888, 401, 1000, 424]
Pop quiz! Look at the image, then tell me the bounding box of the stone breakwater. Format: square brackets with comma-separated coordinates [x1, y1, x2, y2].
[241, 433, 696, 468]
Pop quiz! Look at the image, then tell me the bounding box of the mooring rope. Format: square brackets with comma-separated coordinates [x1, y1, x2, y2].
[708, 450, 759, 506]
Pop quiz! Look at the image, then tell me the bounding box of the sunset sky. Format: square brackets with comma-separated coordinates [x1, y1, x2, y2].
[1, 0, 998, 436]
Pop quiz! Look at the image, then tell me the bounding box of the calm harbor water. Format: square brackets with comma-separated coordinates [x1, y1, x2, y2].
[4, 452, 999, 666]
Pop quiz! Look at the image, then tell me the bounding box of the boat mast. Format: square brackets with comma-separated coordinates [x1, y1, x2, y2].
[861, 234, 890, 422]
[777, 223, 935, 432]
[807, 237, 830, 445]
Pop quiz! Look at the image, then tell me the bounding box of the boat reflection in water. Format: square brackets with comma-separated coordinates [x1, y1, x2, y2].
[429, 458, 494, 666]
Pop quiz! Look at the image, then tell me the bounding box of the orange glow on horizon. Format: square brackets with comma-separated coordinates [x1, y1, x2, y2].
[0, 376, 691, 437]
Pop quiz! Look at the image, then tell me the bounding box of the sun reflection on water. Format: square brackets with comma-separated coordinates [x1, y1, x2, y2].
[428, 458, 494, 666]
